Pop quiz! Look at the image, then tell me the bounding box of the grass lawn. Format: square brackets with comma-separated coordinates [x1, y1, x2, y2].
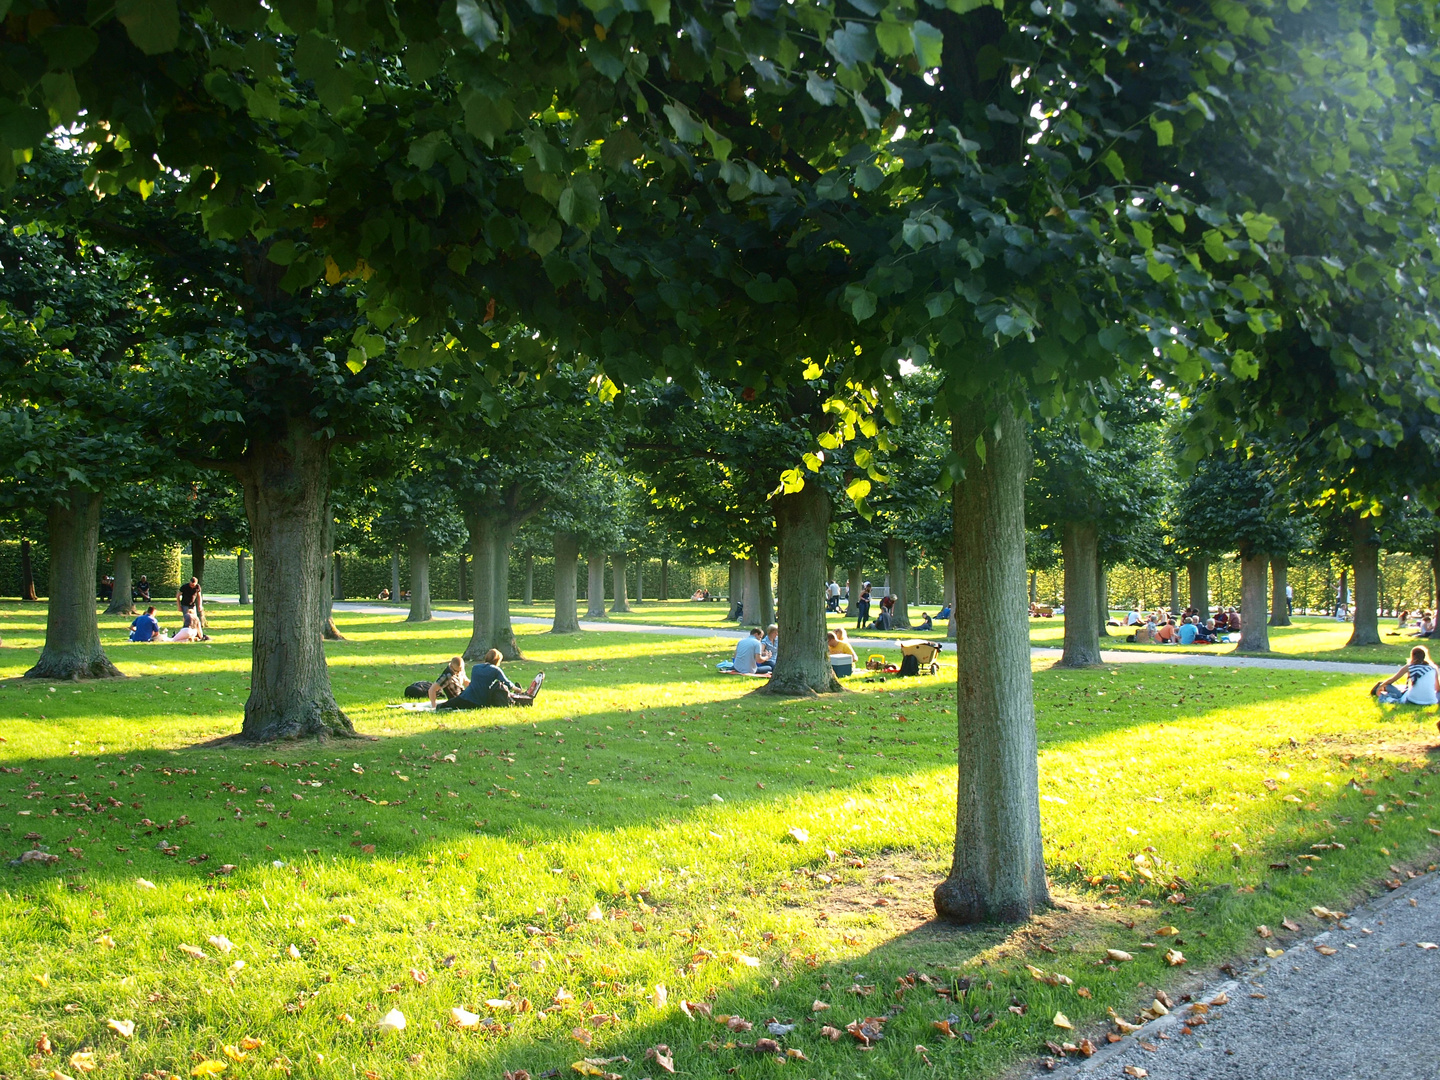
[3, 602, 1440, 1080]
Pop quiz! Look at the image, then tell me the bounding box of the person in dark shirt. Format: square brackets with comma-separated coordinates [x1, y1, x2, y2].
[178, 577, 201, 620]
[437, 649, 519, 709]
[134, 575, 151, 601]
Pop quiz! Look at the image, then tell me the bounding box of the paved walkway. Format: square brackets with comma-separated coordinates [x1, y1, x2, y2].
[325, 602, 1397, 676]
[1034, 870, 1440, 1080]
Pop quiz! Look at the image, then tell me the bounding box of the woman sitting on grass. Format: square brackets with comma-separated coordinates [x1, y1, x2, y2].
[437, 649, 519, 710]
[1371, 645, 1440, 707]
[427, 656, 469, 707]
[166, 612, 203, 643]
[827, 631, 859, 677]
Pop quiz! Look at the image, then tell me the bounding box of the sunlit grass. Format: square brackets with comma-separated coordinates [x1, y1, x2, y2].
[2, 604, 1439, 1080]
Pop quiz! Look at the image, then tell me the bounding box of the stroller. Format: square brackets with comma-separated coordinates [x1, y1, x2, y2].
[898, 640, 943, 675]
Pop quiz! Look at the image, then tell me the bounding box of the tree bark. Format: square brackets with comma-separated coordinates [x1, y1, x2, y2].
[1169, 569, 1180, 617]
[390, 547, 401, 604]
[757, 538, 774, 627]
[1187, 557, 1210, 620]
[19, 538, 38, 601]
[523, 551, 534, 606]
[25, 488, 121, 679]
[236, 428, 353, 740]
[884, 536, 911, 628]
[332, 553, 344, 601]
[552, 531, 581, 633]
[464, 512, 522, 661]
[943, 549, 958, 638]
[935, 402, 1048, 925]
[1096, 561, 1110, 637]
[846, 563, 862, 617]
[458, 553, 468, 603]
[319, 506, 343, 641]
[237, 550, 250, 605]
[634, 555, 644, 604]
[406, 527, 432, 622]
[660, 556, 669, 601]
[740, 557, 762, 627]
[725, 558, 743, 620]
[104, 549, 135, 615]
[1269, 555, 1291, 627]
[762, 482, 841, 695]
[586, 553, 608, 619]
[1347, 517, 1382, 647]
[1237, 545, 1270, 652]
[1028, 570, 1037, 605]
[611, 552, 632, 613]
[1058, 520, 1102, 667]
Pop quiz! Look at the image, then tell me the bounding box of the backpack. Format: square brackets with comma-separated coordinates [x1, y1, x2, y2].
[899, 654, 920, 677]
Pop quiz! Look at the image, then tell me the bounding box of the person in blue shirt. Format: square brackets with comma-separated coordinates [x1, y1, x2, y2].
[1177, 617, 1200, 645]
[732, 629, 768, 674]
[437, 649, 519, 709]
[129, 607, 161, 642]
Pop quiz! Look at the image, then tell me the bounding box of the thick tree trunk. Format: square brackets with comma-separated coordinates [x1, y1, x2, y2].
[586, 553, 608, 619]
[25, 488, 121, 679]
[611, 552, 632, 613]
[1095, 561, 1110, 637]
[884, 536, 911, 628]
[943, 550, 958, 639]
[1237, 546, 1270, 652]
[1169, 569, 1180, 617]
[236, 429, 353, 740]
[237, 551, 250, 605]
[757, 538, 774, 627]
[104, 550, 135, 615]
[405, 528, 432, 622]
[846, 563, 862, 617]
[319, 507, 343, 641]
[725, 558, 743, 620]
[1187, 557, 1210, 621]
[552, 531, 581, 633]
[390, 547, 401, 604]
[763, 483, 841, 695]
[458, 553, 468, 603]
[740, 557, 762, 627]
[634, 555, 644, 604]
[1269, 555, 1291, 627]
[523, 551, 534, 606]
[1058, 520, 1102, 667]
[332, 553, 344, 601]
[935, 402, 1048, 924]
[19, 538, 38, 601]
[660, 556, 669, 601]
[1347, 517, 1382, 646]
[464, 513, 522, 661]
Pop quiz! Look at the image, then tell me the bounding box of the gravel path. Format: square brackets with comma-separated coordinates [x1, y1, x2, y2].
[325, 602, 1395, 676]
[1033, 870, 1440, 1080]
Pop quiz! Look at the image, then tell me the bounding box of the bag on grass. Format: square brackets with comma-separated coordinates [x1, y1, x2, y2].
[899, 654, 920, 677]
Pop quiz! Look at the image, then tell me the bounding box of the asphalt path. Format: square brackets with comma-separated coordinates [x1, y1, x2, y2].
[321, 602, 1396, 676]
[1032, 870, 1440, 1080]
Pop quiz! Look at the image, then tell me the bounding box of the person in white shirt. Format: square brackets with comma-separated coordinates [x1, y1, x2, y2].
[1126, 609, 1142, 626]
[826, 580, 842, 612]
[1372, 645, 1440, 706]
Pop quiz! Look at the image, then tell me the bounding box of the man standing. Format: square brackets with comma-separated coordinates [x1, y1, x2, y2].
[826, 580, 841, 612]
[1286, 582, 1294, 615]
[855, 584, 872, 630]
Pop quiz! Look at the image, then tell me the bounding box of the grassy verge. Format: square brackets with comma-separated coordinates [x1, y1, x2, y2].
[2, 603, 1439, 1080]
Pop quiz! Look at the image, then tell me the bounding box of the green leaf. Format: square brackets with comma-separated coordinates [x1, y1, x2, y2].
[826, 22, 877, 67]
[462, 89, 514, 148]
[116, 0, 180, 55]
[600, 129, 643, 171]
[408, 130, 449, 170]
[1203, 228, 1233, 262]
[805, 71, 837, 106]
[1231, 350, 1259, 379]
[912, 20, 944, 69]
[292, 32, 337, 83]
[875, 21, 911, 59]
[345, 348, 367, 373]
[313, 66, 357, 114]
[1130, 220, 1153, 249]
[845, 477, 872, 501]
[1241, 211, 1281, 243]
[814, 170, 849, 201]
[456, 0, 501, 49]
[1149, 116, 1174, 146]
[557, 177, 602, 232]
[40, 73, 80, 124]
[662, 102, 703, 143]
[845, 285, 876, 322]
[529, 218, 563, 257]
[266, 240, 298, 265]
[802, 453, 823, 473]
[37, 25, 99, 69]
[703, 124, 733, 161]
[946, 0, 990, 11]
[1098, 148, 1125, 181]
[853, 446, 873, 468]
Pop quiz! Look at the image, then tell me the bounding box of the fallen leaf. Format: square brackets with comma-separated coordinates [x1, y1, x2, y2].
[651, 984, 667, 1007]
[179, 943, 207, 960]
[1282, 918, 1301, 932]
[726, 1016, 753, 1033]
[95, 934, 116, 949]
[1052, 1012, 1072, 1030]
[1163, 949, 1186, 967]
[819, 1025, 844, 1041]
[678, 999, 711, 1020]
[1208, 992, 1229, 1006]
[812, 1000, 830, 1012]
[1265, 947, 1285, 958]
[1106, 949, 1134, 962]
[36, 1034, 53, 1055]
[287, 944, 302, 960]
[586, 905, 604, 921]
[207, 935, 235, 954]
[1257, 925, 1272, 938]
[190, 1062, 227, 1078]
[408, 968, 429, 985]
[1076, 987, 1092, 999]
[1418, 942, 1439, 950]
[486, 998, 512, 1010]
[1155, 926, 1180, 936]
[785, 1048, 808, 1061]
[70, 1052, 98, 1072]
[452, 1007, 481, 1029]
[1315, 945, 1338, 956]
[106, 1018, 134, 1038]
[787, 827, 810, 844]
[222, 1046, 247, 1063]
[338, 914, 356, 926]
[643, 1045, 675, 1074]
[239, 1037, 264, 1051]
[135, 878, 156, 890]
[1077, 1038, 1097, 1057]
[378, 1008, 407, 1034]
[1123, 1067, 1149, 1078]
[571, 1027, 593, 1047]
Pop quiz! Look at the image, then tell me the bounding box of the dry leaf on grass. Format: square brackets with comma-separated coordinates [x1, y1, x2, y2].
[1052, 1012, 1072, 1030]
[190, 1062, 227, 1078]
[643, 1045, 675, 1073]
[178, 944, 207, 960]
[452, 1007, 481, 1029]
[1257, 925, 1272, 938]
[1106, 949, 1134, 962]
[1164, 949, 1186, 967]
[819, 1026, 844, 1042]
[1265, 946, 1285, 958]
[1155, 926, 1180, 936]
[106, 1019, 134, 1038]
[222, 1046, 247, 1063]
[135, 878, 156, 890]
[377, 1009, 406, 1034]
[69, 1052, 97, 1073]
[812, 1000, 830, 1012]
[724, 1016, 752, 1033]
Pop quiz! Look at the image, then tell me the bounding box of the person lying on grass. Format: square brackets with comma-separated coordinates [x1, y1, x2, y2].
[436, 649, 519, 710]
[1371, 645, 1440, 708]
[427, 656, 469, 707]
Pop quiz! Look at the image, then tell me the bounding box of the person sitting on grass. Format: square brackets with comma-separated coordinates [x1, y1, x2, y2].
[437, 649, 519, 709]
[1155, 619, 1179, 644]
[918, 610, 934, 631]
[428, 656, 469, 707]
[129, 606, 161, 642]
[762, 624, 779, 672]
[827, 630, 859, 677]
[1371, 645, 1440, 707]
[166, 612, 203, 642]
[1177, 616, 1200, 645]
[732, 628, 769, 675]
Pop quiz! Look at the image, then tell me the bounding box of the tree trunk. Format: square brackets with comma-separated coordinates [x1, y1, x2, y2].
[763, 483, 841, 695]
[846, 563, 861, 617]
[757, 538, 774, 627]
[725, 558, 743, 620]
[934, 402, 1049, 924]
[740, 557, 762, 627]
[523, 551, 534, 606]
[660, 556, 669, 601]
[237, 550, 250, 605]
[390, 547, 402, 604]
[1169, 569, 1180, 617]
[1237, 546, 1270, 652]
[332, 553, 344, 601]
[191, 535, 209, 628]
[25, 488, 121, 679]
[634, 555, 644, 604]
[1028, 570, 1037, 605]
[104, 549, 135, 616]
[236, 428, 353, 740]
[586, 553, 608, 619]
[319, 506, 343, 641]
[1269, 555, 1291, 627]
[943, 550, 958, 639]
[884, 536, 911, 629]
[458, 553, 468, 603]
[464, 512, 523, 661]
[1347, 517, 1381, 646]
[1187, 557, 1210, 620]
[611, 552, 632, 613]
[19, 538, 38, 601]
[1058, 520, 1102, 667]
[552, 531, 581, 633]
[1095, 562, 1110, 636]
[406, 528, 432, 622]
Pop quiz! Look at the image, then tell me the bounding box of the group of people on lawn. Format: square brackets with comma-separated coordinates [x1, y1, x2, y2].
[1125, 606, 1238, 645]
[729, 623, 863, 677]
[127, 577, 210, 643]
[1395, 610, 1436, 639]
